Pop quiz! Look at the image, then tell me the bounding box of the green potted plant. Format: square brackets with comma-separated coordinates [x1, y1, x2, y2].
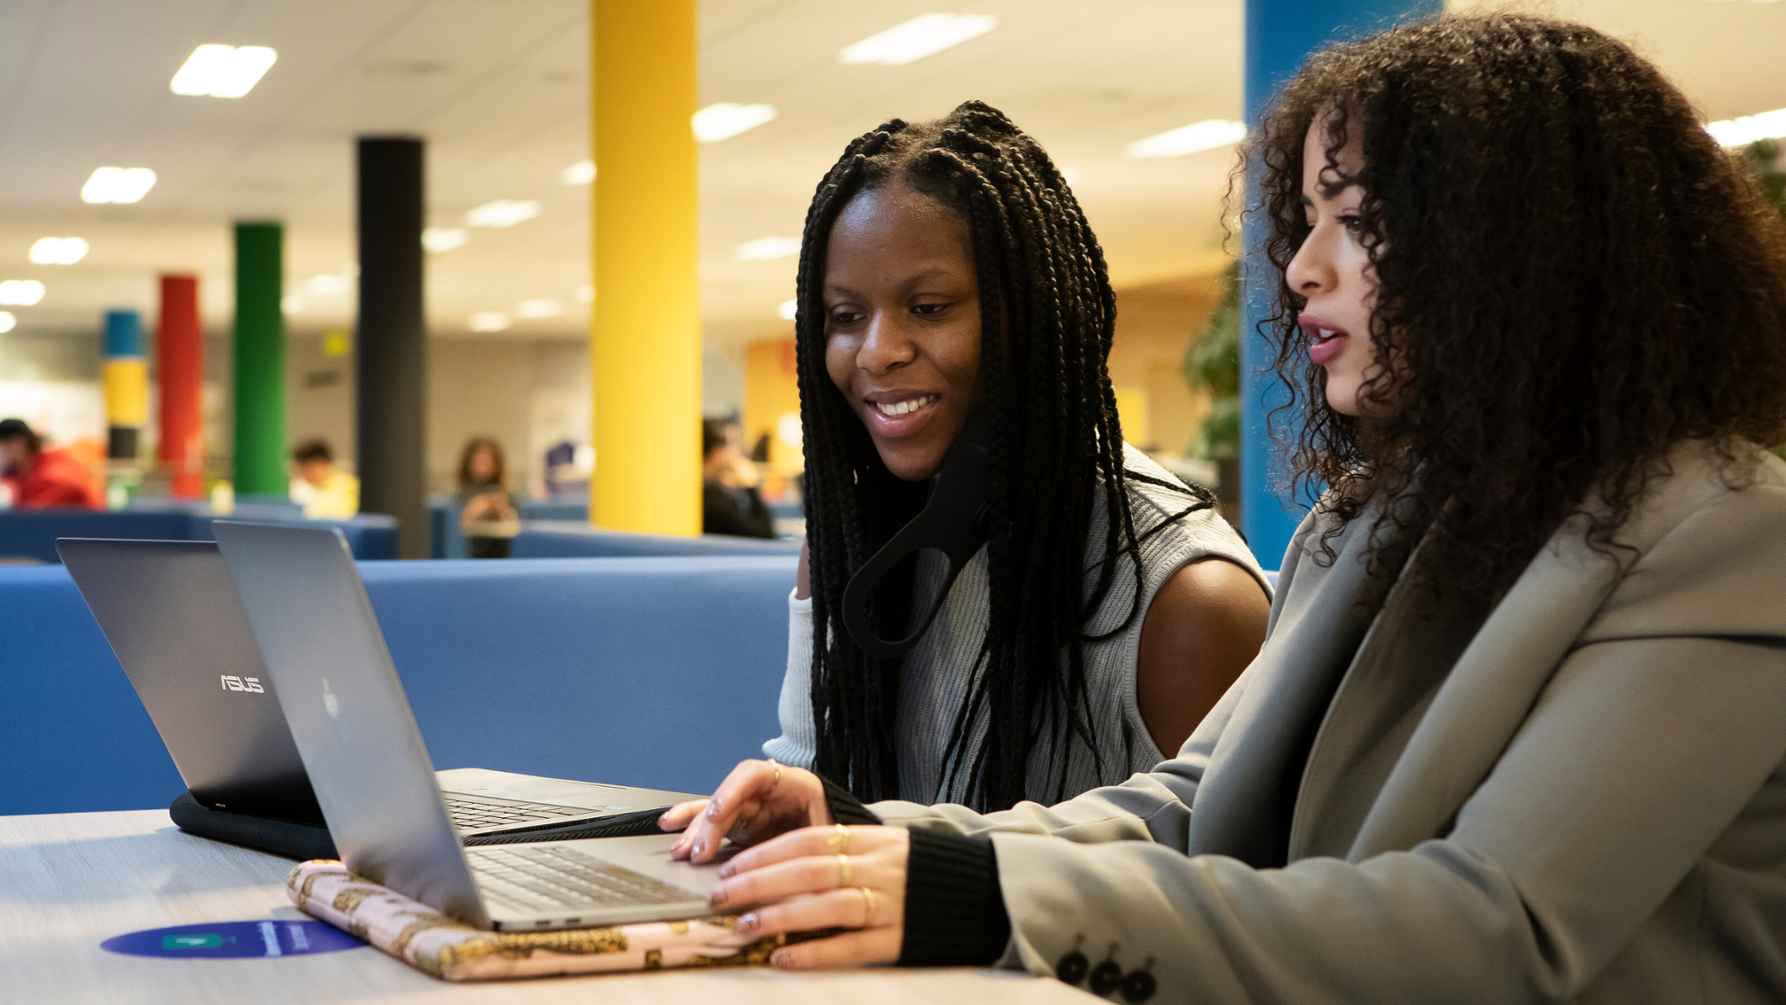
[1182, 262, 1242, 499]
[1740, 140, 1785, 459]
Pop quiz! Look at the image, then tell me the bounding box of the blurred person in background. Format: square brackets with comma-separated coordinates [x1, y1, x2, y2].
[289, 439, 358, 519]
[0, 418, 101, 510]
[703, 417, 775, 539]
[457, 436, 519, 559]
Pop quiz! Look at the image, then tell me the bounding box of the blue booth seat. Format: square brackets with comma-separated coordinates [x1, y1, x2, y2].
[0, 507, 398, 563]
[0, 555, 796, 816]
[511, 522, 801, 559]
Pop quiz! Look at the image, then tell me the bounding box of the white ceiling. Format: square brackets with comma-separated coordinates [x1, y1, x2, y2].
[0, 0, 1780, 345]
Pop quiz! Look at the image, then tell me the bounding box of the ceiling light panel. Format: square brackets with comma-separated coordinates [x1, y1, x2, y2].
[692, 103, 777, 143]
[29, 237, 89, 266]
[465, 200, 541, 228]
[0, 280, 46, 306]
[561, 161, 596, 186]
[81, 167, 157, 205]
[470, 312, 511, 333]
[840, 15, 998, 66]
[422, 228, 468, 253]
[1706, 107, 1786, 147]
[736, 237, 802, 262]
[170, 44, 277, 99]
[1125, 120, 1248, 159]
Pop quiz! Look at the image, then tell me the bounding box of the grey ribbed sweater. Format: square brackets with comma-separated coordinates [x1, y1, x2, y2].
[763, 444, 1268, 804]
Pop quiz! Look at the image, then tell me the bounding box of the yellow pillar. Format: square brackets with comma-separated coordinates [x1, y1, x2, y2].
[590, 0, 701, 535]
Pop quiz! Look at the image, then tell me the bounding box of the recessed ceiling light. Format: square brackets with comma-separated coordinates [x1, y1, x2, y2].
[736, 237, 802, 262]
[465, 200, 541, 228]
[692, 103, 777, 143]
[304, 274, 348, 296]
[0, 311, 14, 334]
[517, 299, 562, 319]
[1125, 119, 1249, 159]
[779, 298, 798, 321]
[1706, 106, 1786, 147]
[169, 44, 278, 99]
[470, 312, 511, 333]
[81, 166, 157, 205]
[29, 237, 89, 266]
[561, 160, 596, 186]
[577, 284, 595, 304]
[0, 280, 46, 306]
[840, 14, 998, 66]
[422, 227, 468, 253]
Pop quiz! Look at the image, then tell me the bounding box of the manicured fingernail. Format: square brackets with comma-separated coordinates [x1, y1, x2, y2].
[693, 841, 707, 858]
[658, 813, 674, 830]
[718, 863, 735, 879]
[737, 912, 758, 933]
[705, 802, 721, 820]
[710, 886, 728, 907]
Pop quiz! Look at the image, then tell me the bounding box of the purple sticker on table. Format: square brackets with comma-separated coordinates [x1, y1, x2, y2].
[102, 920, 363, 959]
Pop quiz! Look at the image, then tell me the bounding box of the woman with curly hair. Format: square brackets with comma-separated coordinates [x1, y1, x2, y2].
[663, 14, 1786, 1000]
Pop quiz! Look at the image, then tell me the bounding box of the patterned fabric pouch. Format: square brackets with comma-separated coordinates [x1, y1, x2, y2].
[286, 860, 783, 981]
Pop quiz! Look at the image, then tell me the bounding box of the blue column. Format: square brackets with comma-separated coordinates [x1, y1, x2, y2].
[1240, 0, 1440, 567]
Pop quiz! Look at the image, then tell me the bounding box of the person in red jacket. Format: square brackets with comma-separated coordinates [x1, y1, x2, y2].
[0, 418, 101, 509]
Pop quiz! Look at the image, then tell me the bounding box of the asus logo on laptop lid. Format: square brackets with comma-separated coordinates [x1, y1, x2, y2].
[219, 674, 265, 694]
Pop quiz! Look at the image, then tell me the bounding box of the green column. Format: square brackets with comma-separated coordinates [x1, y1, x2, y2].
[232, 221, 286, 495]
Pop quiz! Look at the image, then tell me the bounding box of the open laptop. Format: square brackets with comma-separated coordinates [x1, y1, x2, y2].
[211, 521, 718, 929]
[58, 538, 686, 847]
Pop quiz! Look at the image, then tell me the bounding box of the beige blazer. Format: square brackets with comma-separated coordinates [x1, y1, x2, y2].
[873, 441, 1786, 1003]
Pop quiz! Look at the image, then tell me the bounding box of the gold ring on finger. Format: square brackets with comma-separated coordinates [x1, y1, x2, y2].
[834, 854, 852, 888]
[824, 823, 850, 853]
[856, 886, 875, 928]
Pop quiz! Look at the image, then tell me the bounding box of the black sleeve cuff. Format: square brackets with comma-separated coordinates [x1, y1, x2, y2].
[821, 776, 883, 826]
[898, 829, 1011, 967]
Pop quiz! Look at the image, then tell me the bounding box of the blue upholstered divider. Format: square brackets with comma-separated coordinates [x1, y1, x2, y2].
[0, 555, 795, 815]
[429, 498, 596, 558]
[0, 508, 398, 563]
[511, 522, 801, 559]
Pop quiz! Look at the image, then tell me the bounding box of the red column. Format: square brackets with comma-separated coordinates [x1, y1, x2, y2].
[156, 274, 204, 499]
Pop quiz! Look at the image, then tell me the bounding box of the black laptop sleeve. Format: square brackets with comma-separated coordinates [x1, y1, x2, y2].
[169, 792, 338, 860]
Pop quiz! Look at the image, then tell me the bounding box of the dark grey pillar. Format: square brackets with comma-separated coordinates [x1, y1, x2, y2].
[355, 137, 428, 559]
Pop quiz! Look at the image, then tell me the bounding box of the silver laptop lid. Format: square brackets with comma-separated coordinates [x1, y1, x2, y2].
[56, 538, 322, 820]
[212, 521, 489, 927]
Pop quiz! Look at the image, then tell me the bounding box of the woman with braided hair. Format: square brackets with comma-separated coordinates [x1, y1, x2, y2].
[742, 101, 1272, 814]
[663, 14, 1786, 997]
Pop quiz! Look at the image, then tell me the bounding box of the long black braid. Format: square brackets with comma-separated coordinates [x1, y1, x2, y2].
[795, 101, 1214, 811]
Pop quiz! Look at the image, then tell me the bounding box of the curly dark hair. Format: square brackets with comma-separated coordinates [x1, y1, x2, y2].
[794, 100, 1212, 810]
[1247, 13, 1786, 596]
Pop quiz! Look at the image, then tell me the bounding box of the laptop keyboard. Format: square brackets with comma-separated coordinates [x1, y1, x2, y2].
[470, 844, 698, 912]
[442, 792, 621, 831]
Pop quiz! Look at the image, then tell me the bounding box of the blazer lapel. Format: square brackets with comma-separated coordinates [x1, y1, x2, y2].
[1186, 513, 1384, 865]
[1339, 528, 1626, 857]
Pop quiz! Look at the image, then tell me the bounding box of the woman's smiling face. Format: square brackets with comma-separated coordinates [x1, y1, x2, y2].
[822, 182, 983, 481]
